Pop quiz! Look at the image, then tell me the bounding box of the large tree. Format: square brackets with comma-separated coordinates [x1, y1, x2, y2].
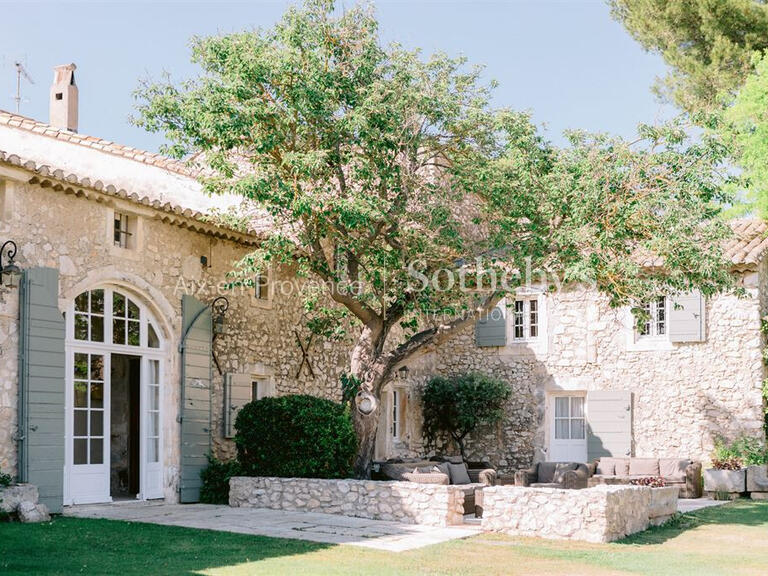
[135, 0, 734, 476]
[609, 0, 768, 114]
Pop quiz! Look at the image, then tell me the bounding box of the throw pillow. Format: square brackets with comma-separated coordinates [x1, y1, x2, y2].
[447, 462, 471, 485]
[552, 463, 578, 484]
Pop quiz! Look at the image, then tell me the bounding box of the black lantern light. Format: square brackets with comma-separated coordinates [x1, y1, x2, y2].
[0, 240, 20, 288]
[211, 296, 229, 335]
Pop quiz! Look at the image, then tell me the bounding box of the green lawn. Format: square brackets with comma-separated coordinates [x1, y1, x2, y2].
[1, 500, 767, 575]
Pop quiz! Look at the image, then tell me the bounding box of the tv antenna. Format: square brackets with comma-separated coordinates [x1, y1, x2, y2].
[14, 61, 34, 114]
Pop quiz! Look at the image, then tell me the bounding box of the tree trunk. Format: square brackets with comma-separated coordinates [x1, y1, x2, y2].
[349, 325, 389, 478]
[353, 407, 380, 478]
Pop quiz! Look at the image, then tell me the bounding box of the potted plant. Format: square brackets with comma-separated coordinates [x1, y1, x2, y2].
[703, 438, 747, 499]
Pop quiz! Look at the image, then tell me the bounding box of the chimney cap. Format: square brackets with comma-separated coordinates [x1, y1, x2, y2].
[53, 63, 77, 85]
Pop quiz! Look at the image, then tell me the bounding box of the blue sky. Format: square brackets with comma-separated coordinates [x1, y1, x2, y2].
[0, 1, 675, 151]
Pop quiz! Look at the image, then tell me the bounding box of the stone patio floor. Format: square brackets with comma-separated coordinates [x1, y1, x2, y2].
[63, 501, 481, 553]
[62, 497, 726, 553]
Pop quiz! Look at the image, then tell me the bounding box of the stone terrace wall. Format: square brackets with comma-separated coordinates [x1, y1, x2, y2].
[229, 476, 466, 527]
[481, 485, 677, 543]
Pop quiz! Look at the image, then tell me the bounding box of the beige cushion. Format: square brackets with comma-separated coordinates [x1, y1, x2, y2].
[448, 462, 471, 485]
[613, 458, 630, 476]
[659, 458, 689, 481]
[537, 462, 558, 483]
[530, 482, 561, 488]
[629, 458, 660, 476]
[552, 463, 578, 484]
[596, 458, 616, 476]
[403, 471, 449, 485]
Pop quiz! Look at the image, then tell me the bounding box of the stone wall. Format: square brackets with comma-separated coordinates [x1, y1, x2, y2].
[0, 179, 354, 497]
[390, 277, 766, 471]
[481, 485, 677, 543]
[229, 476, 467, 527]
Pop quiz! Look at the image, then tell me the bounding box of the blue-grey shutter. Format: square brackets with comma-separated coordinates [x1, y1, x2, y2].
[668, 291, 705, 342]
[587, 390, 632, 461]
[179, 295, 212, 503]
[18, 267, 65, 513]
[475, 300, 507, 347]
[223, 373, 252, 439]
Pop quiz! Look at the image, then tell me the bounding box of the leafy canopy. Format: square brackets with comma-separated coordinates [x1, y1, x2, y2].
[135, 0, 735, 363]
[609, 0, 768, 114]
[421, 373, 512, 458]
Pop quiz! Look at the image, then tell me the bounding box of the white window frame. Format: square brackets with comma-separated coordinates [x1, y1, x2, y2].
[250, 270, 274, 309]
[625, 297, 674, 351]
[504, 290, 547, 355]
[638, 296, 667, 339]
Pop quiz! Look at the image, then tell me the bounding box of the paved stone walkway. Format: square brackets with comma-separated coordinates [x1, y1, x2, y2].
[677, 498, 728, 514]
[63, 501, 481, 552]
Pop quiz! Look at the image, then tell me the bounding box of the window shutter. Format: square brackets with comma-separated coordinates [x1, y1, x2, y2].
[19, 268, 65, 513]
[223, 373, 252, 439]
[668, 291, 705, 343]
[475, 300, 507, 347]
[587, 390, 632, 461]
[180, 295, 212, 503]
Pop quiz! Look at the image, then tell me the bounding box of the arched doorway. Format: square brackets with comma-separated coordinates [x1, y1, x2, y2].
[63, 286, 166, 505]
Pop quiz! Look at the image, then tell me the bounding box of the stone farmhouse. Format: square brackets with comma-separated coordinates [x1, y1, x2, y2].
[0, 65, 766, 513]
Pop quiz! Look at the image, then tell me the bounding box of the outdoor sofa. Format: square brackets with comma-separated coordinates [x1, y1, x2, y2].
[379, 456, 496, 515]
[588, 457, 702, 498]
[514, 461, 591, 489]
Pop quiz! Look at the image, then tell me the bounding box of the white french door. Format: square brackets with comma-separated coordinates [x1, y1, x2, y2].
[66, 351, 111, 504]
[141, 357, 164, 499]
[64, 286, 166, 505]
[549, 395, 587, 463]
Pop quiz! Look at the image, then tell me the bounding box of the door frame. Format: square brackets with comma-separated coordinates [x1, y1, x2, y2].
[547, 392, 588, 463]
[63, 286, 166, 505]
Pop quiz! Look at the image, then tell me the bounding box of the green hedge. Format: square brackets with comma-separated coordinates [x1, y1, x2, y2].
[199, 456, 241, 504]
[234, 394, 357, 479]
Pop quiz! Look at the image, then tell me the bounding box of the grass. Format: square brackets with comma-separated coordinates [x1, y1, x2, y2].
[1, 500, 767, 575]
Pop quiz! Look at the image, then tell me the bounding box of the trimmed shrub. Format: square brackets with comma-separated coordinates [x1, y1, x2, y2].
[235, 394, 356, 479]
[199, 455, 241, 504]
[422, 373, 512, 459]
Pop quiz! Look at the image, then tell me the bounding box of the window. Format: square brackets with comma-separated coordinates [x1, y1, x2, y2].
[391, 388, 407, 441]
[639, 297, 666, 338]
[113, 212, 135, 249]
[554, 396, 585, 440]
[112, 292, 141, 346]
[392, 390, 401, 439]
[72, 353, 105, 465]
[251, 378, 269, 401]
[512, 298, 539, 341]
[254, 274, 269, 300]
[147, 360, 160, 463]
[71, 288, 162, 350]
[74, 289, 105, 343]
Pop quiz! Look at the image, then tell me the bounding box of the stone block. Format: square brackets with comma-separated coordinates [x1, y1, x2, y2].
[703, 469, 746, 493]
[0, 484, 39, 513]
[746, 465, 768, 492]
[17, 501, 50, 523]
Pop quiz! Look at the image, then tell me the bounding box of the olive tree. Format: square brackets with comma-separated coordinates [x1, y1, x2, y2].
[135, 0, 734, 476]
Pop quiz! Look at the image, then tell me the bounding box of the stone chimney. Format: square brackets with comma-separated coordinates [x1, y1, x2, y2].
[49, 63, 78, 132]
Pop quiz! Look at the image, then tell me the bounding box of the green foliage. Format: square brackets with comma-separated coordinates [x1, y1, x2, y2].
[0, 466, 11, 487]
[712, 435, 768, 468]
[421, 373, 512, 458]
[199, 455, 241, 504]
[723, 53, 768, 216]
[609, 0, 768, 113]
[340, 373, 361, 408]
[234, 394, 356, 478]
[135, 0, 736, 339]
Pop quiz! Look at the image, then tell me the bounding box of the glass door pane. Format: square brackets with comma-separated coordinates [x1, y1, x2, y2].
[72, 353, 104, 465]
